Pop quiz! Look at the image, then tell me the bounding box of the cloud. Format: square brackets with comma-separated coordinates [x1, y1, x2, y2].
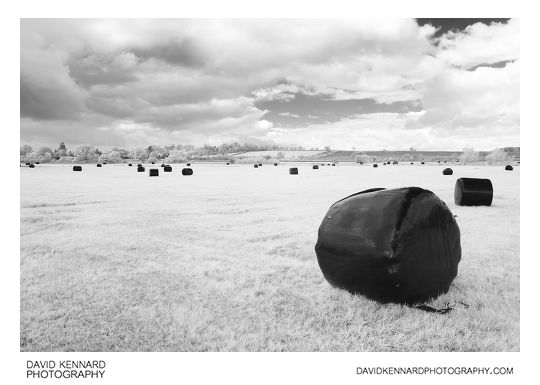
[20, 19, 519, 150]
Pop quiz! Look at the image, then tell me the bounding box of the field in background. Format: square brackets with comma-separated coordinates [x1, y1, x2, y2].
[20, 163, 519, 351]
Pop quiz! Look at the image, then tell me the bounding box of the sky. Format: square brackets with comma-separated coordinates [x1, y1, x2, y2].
[20, 18, 519, 151]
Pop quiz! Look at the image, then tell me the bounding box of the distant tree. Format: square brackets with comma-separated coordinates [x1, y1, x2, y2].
[486, 148, 513, 165]
[20, 145, 32, 156]
[276, 152, 285, 160]
[409, 147, 416, 152]
[324, 146, 331, 151]
[25, 151, 39, 163]
[459, 147, 480, 164]
[147, 156, 158, 164]
[74, 145, 99, 163]
[54, 142, 67, 158]
[163, 150, 187, 163]
[38, 146, 53, 155]
[355, 154, 372, 163]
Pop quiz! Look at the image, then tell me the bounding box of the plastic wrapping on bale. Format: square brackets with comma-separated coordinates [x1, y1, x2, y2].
[226, 162, 229, 165]
[421, 162, 425, 165]
[164, 166, 172, 172]
[254, 164, 258, 168]
[313, 165, 319, 169]
[315, 187, 461, 304]
[187, 163, 191, 166]
[29, 164, 35, 168]
[161, 164, 165, 167]
[505, 165, 513, 171]
[149, 169, 159, 177]
[373, 164, 378, 168]
[182, 168, 193, 175]
[73, 166, 82, 171]
[274, 163, 278, 166]
[137, 166, 145, 172]
[128, 163, 132, 166]
[442, 168, 453, 175]
[289, 168, 298, 175]
[97, 164, 102, 167]
[454, 178, 493, 206]
[332, 164, 336, 166]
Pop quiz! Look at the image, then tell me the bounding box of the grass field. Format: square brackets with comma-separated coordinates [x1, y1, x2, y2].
[20, 162, 519, 351]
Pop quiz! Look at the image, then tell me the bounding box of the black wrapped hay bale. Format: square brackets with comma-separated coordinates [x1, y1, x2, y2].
[254, 164, 259, 168]
[313, 165, 319, 169]
[164, 165, 172, 172]
[332, 163, 336, 166]
[182, 168, 193, 175]
[315, 187, 461, 304]
[149, 169, 159, 177]
[36, 162, 40, 164]
[505, 165, 513, 171]
[226, 162, 229, 165]
[128, 163, 132, 166]
[442, 168, 453, 175]
[161, 164, 165, 168]
[373, 163, 378, 168]
[137, 166, 145, 172]
[97, 163, 102, 167]
[73, 166, 82, 171]
[289, 167, 298, 175]
[259, 163, 262, 166]
[274, 163, 278, 166]
[421, 161, 425, 165]
[137, 163, 142, 167]
[187, 163, 191, 166]
[25, 162, 30, 165]
[454, 178, 493, 206]
[29, 163, 35, 168]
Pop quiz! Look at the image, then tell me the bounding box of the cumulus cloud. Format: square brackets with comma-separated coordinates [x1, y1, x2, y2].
[20, 18, 519, 150]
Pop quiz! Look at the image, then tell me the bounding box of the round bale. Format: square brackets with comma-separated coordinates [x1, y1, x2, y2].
[313, 165, 319, 169]
[182, 168, 193, 176]
[421, 161, 425, 165]
[442, 168, 453, 175]
[274, 163, 278, 166]
[73, 166, 82, 171]
[187, 163, 191, 166]
[29, 164, 35, 168]
[315, 187, 461, 304]
[149, 169, 159, 177]
[254, 164, 259, 168]
[137, 166, 145, 172]
[128, 163, 132, 166]
[164, 165, 172, 172]
[332, 163, 336, 166]
[505, 165, 513, 171]
[454, 178, 493, 206]
[373, 163, 378, 168]
[97, 164, 102, 167]
[289, 167, 298, 175]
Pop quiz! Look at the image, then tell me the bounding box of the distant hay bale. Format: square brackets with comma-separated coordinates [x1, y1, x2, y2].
[454, 178, 493, 206]
[182, 168, 193, 175]
[226, 162, 229, 165]
[259, 163, 262, 166]
[137, 166, 145, 172]
[137, 163, 142, 167]
[410, 162, 414, 165]
[332, 163, 336, 166]
[505, 165, 513, 171]
[97, 164, 102, 167]
[160, 164, 165, 167]
[274, 163, 278, 166]
[164, 165, 172, 172]
[73, 166, 82, 171]
[103, 162, 107, 165]
[29, 164, 35, 168]
[313, 165, 319, 169]
[289, 167, 298, 175]
[442, 168, 453, 175]
[187, 163, 191, 166]
[128, 163, 132, 166]
[327, 163, 331, 166]
[373, 164, 378, 168]
[36, 162, 40, 164]
[254, 164, 259, 168]
[421, 162, 425, 165]
[393, 161, 398, 165]
[25, 162, 30, 165]
[149, 168, 159, 177]
[151, 162, 155, 164]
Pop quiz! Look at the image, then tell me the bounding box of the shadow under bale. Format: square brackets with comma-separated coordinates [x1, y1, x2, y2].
[164, 165, 172, 172]
[149, 169, 159, 177]
[73, 166, 82, 172]
[289, 167, 298, 175]
[442, 168, 453, 175]
[454, 178, 493, 206]
[182, 168, 193, 175]
[505, 165, 513, 171]
[137, 166, 145, 172]
[315, 187, 461, 304]
[313, 165, 319, 169]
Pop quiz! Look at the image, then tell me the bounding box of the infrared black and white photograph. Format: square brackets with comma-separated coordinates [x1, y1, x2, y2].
[19, 17, 520, 353]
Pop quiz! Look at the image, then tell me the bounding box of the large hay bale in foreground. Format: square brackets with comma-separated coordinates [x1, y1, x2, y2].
[182, 168, 193, 175]
[164, 165, 172, 172]
[289, 167, 298, 175]
[442, 168, 453, 175]
[137, 166, 145, 172]
[315, 187, 461, 304]
[454, 178, 493, 206]
[73, 166, 82, 172]
[505, 165, 513, 171]
[313, 165, 319, 169]
[149, 169, 159, 177]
